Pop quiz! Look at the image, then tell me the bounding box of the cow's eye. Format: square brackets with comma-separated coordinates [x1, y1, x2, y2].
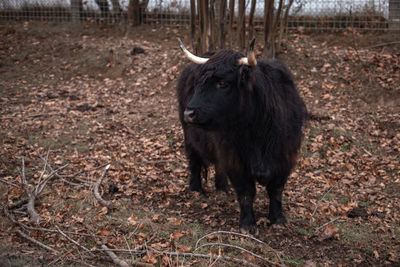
[216, 81, 229, 89]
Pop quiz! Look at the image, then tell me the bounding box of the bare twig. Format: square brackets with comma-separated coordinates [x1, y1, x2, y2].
[195, 230, 267, 248]
[66, 163, 110, 179]
[8, 198, 28, 210]
[100, 243, 130, 267]
[195, 230, 283, 263]
[2, 203, 94, 237]
[149, 248, 258, 267]
[37, 163, 69, 195]
[0, 178, 21, 188]
[364, 41, 400, 49]
[15, 230, 59, 254]
[20, 157, 42, 224]
[35, 149, 50, 195]
[93, 248, 146, 254]
[21, 157, 27, 185]
[38, 153, 90, 188]
[93, 164, 114, 209]
[93, 246, 258, 267]
[55, 226, 95, 257]
[315, 217, 342, 232]
[195, 242, 283, 266]
[140, 158, 177, 164]
[311, 182, 339, 221]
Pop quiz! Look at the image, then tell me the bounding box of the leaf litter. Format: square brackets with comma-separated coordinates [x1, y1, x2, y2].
[0, 23, 399, 266]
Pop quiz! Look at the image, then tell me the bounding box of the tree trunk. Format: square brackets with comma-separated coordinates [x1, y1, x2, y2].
[238, 0, 246, 51]
[190, 0, 197, 49]
[273, 0, 283, 35]
[389, 0, 400, 30]
[218, 0, 227, 49]
[199, 0, 209, 53]
[70, 0, 82, 22]
[228, 0, 235, 48]
[263, 0, 274, 58]
[128, 0, 140, 25]
[95, 0, 110, 18]
[110, 0, 122, 18]
[271, 0, 283, 56]
[277, 0, 294, 54]
[209, 0, 216, 50]
[248, 0, 257, 42]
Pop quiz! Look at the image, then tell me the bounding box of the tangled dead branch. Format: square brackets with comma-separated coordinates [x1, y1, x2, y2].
[195, 230, 284, 265]
[15, 230, 59, 254]
[2, 154, 285, 266]
[93, 164, 114, 209]
[19, 156, 68, 224]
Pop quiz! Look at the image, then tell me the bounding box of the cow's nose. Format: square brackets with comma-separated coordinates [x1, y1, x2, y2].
[184, 108, 196, 123]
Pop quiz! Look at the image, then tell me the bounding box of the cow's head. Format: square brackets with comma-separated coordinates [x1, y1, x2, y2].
[178, 39, 257, 130]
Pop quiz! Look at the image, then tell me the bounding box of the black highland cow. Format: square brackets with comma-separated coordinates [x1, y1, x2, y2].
[177, 39, 306, 231]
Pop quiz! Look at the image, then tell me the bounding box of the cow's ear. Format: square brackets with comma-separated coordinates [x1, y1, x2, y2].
[238, 65, 254, 92]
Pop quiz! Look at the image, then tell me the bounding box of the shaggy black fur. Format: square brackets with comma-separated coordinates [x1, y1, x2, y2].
[177, 49, 306, 230]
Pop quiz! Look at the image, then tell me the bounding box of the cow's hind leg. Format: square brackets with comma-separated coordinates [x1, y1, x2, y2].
[187, 149, 204, 193]
[214, 165, 229, 192]
[267, 185, 287, 225]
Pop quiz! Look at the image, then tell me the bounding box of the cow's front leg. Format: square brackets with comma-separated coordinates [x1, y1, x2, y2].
[267, 185, 286, 225]
[230, 177, 256, 231]
[187, 149, 204, 193]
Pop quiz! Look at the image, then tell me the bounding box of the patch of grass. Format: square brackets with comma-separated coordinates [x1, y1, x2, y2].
[338, 222, 382, 252]
[359, 200, 374, 207]
[324, 194, 334, 201]
[339, 195, 350, 204]
[393, 222, 400, 239]
[341, 143, 352, 152]
[297, 228, 309, 235]
[285, 258, 306, 266]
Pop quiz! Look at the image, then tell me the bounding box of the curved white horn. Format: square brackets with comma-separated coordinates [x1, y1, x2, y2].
[238, 38, 257, 66]
[177, 38, 209, 65]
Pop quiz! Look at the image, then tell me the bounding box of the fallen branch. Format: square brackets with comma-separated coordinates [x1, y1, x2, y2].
[36, 163, 69, 195]
[20, 156, 69, 224]
[35, 149, 50, 195]
[99, 243, 130, 267]
[311, 182, 340, 221]
[149, 248, 258, 267]
[93, 164, 114, 209]
[364, 41, 400, 49]
[195, 230, 267, 248]
[2, 203, 95, 237]
[195, 230, 282, 263]
[0, 178, 22, 189]
[20, 157, 41, 224]
[65, 163, 111, 179]
[91, 246, 259, 266]
[38, 153, 90, 188]
[55, 226, 95, 257]
[314, 217, 342, 232]
[15, 230, 59, 254]
[194, 242, 283, 266]
[8, 198, 28, 210]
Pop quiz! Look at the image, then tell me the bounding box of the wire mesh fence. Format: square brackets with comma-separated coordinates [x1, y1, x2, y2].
[0, 0, 399, 31]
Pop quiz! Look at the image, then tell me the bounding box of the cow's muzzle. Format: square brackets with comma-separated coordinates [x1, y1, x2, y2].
[183, 108, 196, 123]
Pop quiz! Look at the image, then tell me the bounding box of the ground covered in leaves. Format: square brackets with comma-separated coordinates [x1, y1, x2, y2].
[0, 22, 399, 266]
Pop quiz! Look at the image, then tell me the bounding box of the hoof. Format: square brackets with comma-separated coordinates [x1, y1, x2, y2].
[215, 183, 229, 193]
[239, 225, 258, 235]
[189, 186, 206, 196]
[215, 176, 229, 192]
[268, 215, 287, 226]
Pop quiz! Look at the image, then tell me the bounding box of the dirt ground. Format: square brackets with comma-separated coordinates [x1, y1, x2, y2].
[0, 22, 399, 266]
